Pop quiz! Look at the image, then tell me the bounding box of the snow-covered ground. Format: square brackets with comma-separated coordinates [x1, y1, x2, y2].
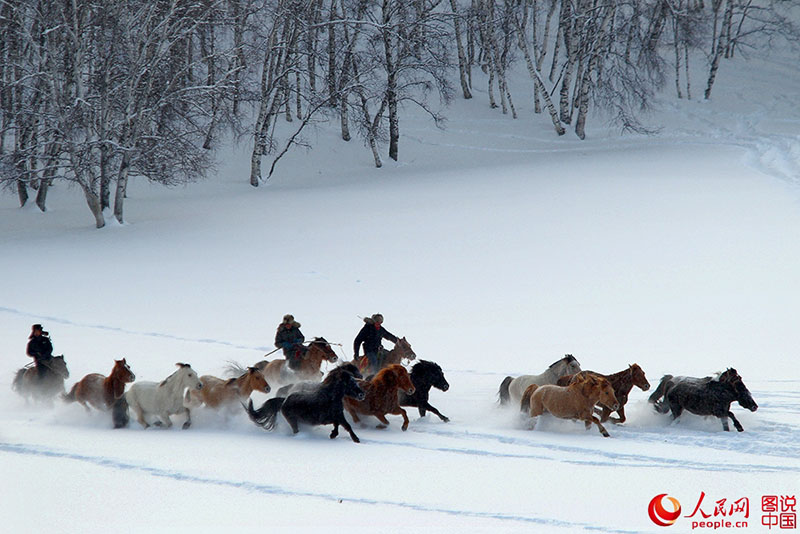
[1, 51, 799, 533]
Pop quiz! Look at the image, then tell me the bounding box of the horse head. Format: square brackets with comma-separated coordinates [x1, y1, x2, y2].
[309, 337, 338, 363]
[395, 337, 416, 362]
[551, 354, 581, 378]
[245, 367, 271, 395]
[413, 360, 449, 392]
[114, 358, 136, 383]
[343, 374, 366, 401]
[629, 363, 650, 391]
[389, 364, 416, 396]
[721, 368, 758, 412]
[49, 355, 70, 379]
[167, 362, 203, 391]
[577, 374, 619, 411]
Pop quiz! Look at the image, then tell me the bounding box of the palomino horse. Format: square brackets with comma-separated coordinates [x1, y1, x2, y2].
[121, 363, 203, 429]
[198, 367, 270, 409]
[344, 364, 416, 431]
[521, 374, 620, 437]
[556, 364, 650, 423]
[246, 363, 366, 443]
[256, 337, 338, 386]
[648, 368, 758, 432]
[12, 355, 70, 402]
[63, 358, 135, 411]
[355, 337, 416, 376]
[498, 354, 581, 406]
[399, 360, 450, 422]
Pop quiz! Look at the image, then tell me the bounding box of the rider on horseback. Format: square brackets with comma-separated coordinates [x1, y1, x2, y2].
[27, 324, 54, 381]
[353, 314, 398, 371]
[275, 314, 307, 371]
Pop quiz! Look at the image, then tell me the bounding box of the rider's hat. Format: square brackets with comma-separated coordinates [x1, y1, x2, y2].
[371, 314, 384, 324]
[282, 314, 295, 324]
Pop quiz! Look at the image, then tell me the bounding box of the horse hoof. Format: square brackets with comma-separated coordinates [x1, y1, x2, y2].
[442, 417, 450, 423]
[376, 424, 387, 429]
[182, 422, 192, 430]
[401, 425, 408, 431]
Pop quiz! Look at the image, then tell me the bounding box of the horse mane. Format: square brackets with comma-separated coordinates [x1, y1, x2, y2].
[549, 354, 575, 368]
[159, 363, 192, 387]
[411, 360, 440, 379]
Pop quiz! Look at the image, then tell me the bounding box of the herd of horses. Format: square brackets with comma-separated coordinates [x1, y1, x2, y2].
[11, 340, 759, 442]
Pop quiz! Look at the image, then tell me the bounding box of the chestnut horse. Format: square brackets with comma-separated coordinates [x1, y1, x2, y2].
[63, 358, 136, 411]
[199, 367, 270, 409]
[556, 364, 650, 423]
[255, 337, 338, 386]
[344, 364, 416, 431]
[13, 355, 70, 402]
[521, 374, 620, 437]
[354, 337, 416, 376]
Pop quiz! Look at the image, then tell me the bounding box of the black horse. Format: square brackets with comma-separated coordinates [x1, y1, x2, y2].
[648, 368, 758, 432]
[398, 360, 450, 422]
[246, 363, 366, 442]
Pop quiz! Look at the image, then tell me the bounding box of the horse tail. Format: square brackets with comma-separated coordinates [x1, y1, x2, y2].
[112, 394, 130, 429]
[520, 384, 538, 413]
[648, 375, 673, 404]
[245, 397, 285, 430]
[498, 376, 513, 405]
[62, 382, 79, 403]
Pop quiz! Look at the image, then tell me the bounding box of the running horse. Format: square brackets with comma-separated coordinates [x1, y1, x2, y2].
[354, 337, 416, 376]
[63, 358, 136, 411]
[521, 373, 620, 437]
[198, 367, 271, 409]
[556, 364, 650, 423]
[399, 360, 451, 422]
[498, 354, 582, 406]
[118, 363, 204, 429]
[246, 363, 365, 442]
[255, 337, 338, 387]
[12, 355, 70, 402]
[648, 368, 757, 432]
[344, 364, 416, 431]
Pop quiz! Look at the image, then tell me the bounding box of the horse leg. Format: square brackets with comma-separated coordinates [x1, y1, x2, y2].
[611, 405, 626, 424]
[375, 413, 391, 429]
[182, 408, 192, 430]
[330, 422, 339, 439]
[425, 402, 449, 422]
[590, 415, 611, 437]
[135, 409, 150, 429]
[395, 407, 410, 431]
[337, 415, 360, 443]
[727, 411, 744, 432]
[158, 412, 173, 428]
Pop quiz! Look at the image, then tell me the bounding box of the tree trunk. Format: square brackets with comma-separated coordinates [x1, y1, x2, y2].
[382, 0, 399, 161]
[705, 0, 733, 99]
[449, 0, 472, 99]
[113, 152, 131, 224]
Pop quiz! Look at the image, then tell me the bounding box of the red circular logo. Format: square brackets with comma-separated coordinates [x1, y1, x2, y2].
[648, 494, 682, 527]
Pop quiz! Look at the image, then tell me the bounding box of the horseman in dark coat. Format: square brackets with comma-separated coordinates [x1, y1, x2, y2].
[275, 315, 307, 371]
[27, 324, 54, 380]
[353, 314, 398, 371]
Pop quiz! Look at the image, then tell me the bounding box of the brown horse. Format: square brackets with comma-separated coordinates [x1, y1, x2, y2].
[256, 337, 338, 386]
[354, 337, 416, 376]
[199, 367, 271, 409]
[63, 358, 136, 411]
[521, 374, 620, 437]
[344, 364, 416, 431]
[556, 364, 650, 423]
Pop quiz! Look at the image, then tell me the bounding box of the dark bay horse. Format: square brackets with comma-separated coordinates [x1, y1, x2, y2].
[354, 337, 416, 376]
[256, 337, 338, 386]
[13, 355, 70, 402]
[521, 374, 620, 437]
[557, 363, 650, 423]
[63, 358, 135, 411]
[246, 363, 365, 442]
[344, 364, 416, 431]
[398, 360, 450, 422]
[648, 368, 757, 432]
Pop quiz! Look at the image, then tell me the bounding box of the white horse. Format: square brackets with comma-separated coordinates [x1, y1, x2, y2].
[498, 355, 582, 407]
[124, 363, 203, 429]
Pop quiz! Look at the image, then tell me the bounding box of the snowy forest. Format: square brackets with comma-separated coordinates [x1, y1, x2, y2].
[1, 0, 798, 228]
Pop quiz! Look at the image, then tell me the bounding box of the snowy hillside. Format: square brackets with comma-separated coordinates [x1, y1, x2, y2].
[2, 45, 799, 534]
